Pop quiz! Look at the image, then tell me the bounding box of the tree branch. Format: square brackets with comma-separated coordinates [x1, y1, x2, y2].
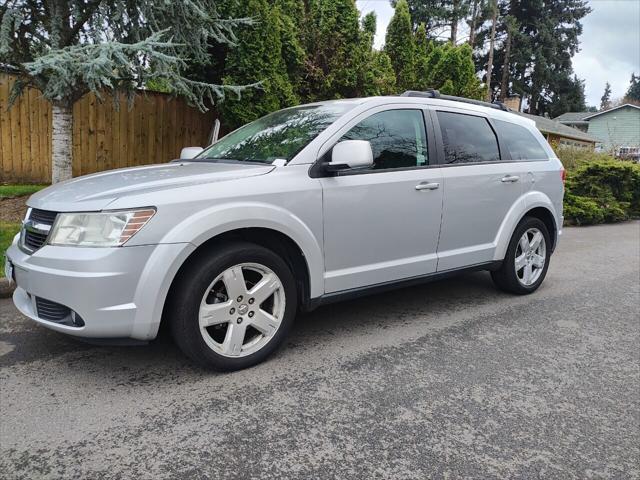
[65, 0, 102, 45]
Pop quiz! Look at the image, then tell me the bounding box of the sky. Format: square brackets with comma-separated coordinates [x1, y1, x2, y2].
[356, 0, 640, 108]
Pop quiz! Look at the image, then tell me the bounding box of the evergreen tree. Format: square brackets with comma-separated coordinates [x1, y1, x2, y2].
[218, 0, 299, 129]
[600, 82, 612, 110]
[549, 75, 587, 118]
[0, 0, 251, 182]
[386, 0, 416, 91]
[274, 0, 306, 94]
[475, 0, 591, 116]
[301, 0, 366, 101]
[426, 43, 484, 98]
[625, 73, 640, 102]
[400, 0, 471, 42]
[414, 24, 431, 90]
[358, 12, 397, 96]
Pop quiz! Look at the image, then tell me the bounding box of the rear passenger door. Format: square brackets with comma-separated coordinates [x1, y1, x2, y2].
[432, 109, 524, 271]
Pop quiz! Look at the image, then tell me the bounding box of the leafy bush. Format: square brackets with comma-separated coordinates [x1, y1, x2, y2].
[563, 158, 640, 225]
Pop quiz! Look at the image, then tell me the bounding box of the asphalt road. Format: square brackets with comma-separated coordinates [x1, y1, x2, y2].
[1, 222, 639, 480]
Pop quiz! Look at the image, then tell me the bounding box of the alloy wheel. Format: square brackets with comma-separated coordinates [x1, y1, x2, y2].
[514, 227, 546, 286]
[198, 263, 286, 358]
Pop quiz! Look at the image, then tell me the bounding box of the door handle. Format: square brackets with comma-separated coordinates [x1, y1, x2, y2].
[415, 182, 440, 191]
[501, 175, 520, 183]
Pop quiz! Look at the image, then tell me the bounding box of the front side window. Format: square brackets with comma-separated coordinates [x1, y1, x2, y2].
[340, 109, 428, 170]
[437, 111, 500, 164]
[493, 119, 549, 161]
[195, 103, 357, 164]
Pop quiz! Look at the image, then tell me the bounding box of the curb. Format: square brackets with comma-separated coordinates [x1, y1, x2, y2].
[0, 278, 15, 298]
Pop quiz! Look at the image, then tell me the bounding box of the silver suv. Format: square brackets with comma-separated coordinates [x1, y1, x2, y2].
[6, 92, 564, 370]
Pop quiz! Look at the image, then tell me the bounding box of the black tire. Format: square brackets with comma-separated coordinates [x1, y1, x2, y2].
[491, 216, 551, 295]
[168, 242, 297, 371]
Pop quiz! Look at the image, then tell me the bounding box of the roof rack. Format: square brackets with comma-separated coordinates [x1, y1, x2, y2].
[401, 90, 510, 112]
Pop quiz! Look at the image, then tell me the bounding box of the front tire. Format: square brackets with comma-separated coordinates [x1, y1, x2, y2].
[169, 242, 297, 371]
[491, 216, 551, 295]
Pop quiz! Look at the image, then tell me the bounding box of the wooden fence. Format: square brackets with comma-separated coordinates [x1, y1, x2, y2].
[0, 72, 216, 183]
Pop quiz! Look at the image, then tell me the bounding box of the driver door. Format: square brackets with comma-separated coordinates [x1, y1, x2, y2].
[320, 107, 443, 293]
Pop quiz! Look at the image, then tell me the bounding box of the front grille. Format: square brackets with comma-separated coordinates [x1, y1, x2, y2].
[29, 209, 58, 224]
[35, 297, 71, 322]
[22, 208, 57, 253]
[23, 230, 49, 250]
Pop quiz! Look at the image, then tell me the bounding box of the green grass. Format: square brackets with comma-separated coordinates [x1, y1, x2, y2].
[0, 184, 48, 199]
[1, 223, 21, 278]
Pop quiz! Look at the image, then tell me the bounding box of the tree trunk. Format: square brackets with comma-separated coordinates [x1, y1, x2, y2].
[499, 27, 512, 101]
[450, 0, 459, 44]
[468, 0, 481, 46]
[485, 1, 497, 102]
[51, 103, 73, 183]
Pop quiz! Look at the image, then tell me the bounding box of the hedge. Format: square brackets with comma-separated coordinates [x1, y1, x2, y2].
[562, 158, 640, 226]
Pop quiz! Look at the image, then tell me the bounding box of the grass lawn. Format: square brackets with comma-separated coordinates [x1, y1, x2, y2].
[1, 223, 21, 278]
[0, 184, 48, 199]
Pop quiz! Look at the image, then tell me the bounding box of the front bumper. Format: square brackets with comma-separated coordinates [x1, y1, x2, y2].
[6, 241, 193, 340]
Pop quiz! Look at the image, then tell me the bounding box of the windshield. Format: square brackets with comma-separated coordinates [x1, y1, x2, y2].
[194, 103, 357, 164]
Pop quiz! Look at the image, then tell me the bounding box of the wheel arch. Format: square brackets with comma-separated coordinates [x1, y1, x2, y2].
[163, 226, 313, 318]
[494, 192, 560, 261]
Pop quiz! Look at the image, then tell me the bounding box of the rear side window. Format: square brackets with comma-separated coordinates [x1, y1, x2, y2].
[436, 111, 500, 164]
[494, 120, 549, 161]
[341, 109, 428, 170]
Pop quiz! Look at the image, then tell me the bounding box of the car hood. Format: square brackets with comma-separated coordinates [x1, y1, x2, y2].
[28, 161, 275, 212]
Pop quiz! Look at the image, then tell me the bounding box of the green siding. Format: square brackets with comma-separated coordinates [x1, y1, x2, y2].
[587, 106, 640, 151]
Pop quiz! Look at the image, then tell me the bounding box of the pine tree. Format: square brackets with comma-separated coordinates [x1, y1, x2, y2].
[218, 0, 299, 129]
[400, 0, 471, 42]
[386, 0, 416, 91]
[549, 75, 587, 118]
[600, 82, 612, 110]
[0, 0, 253, 183]
[625, 73, 640, 102]
[475, 0, 591, 116]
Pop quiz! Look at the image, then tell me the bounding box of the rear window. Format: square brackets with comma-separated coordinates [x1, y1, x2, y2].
[436, 111, 500, 164]
[494, 120, 549, 161]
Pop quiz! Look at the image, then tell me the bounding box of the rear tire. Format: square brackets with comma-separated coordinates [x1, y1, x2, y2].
[491, 216, 551, 295]
[169, 242, 297, 371]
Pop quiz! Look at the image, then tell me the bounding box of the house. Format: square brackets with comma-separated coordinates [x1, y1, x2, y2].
[514, 111, 598, 150]
[500, 95, 598, 149]
[555, 104, 640, 155]
[553, 111, 592, 132]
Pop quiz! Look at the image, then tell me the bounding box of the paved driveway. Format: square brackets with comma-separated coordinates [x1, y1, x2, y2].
[1, 222, 639, 479]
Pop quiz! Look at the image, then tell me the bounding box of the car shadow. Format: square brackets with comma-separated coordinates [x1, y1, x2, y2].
[1, 271, 502, 376]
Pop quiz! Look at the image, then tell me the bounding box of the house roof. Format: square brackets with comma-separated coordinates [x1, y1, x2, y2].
[583, 103, 640, 120]
[515, 111, 599, 143]
[554, 111, 592, 123]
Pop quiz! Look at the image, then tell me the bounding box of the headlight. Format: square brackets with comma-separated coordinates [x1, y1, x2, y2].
[48, 208, 156, 247]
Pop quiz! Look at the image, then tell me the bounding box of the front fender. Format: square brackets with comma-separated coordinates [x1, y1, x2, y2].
[493, 191, 559, 261]
[159, 202, 325, 299]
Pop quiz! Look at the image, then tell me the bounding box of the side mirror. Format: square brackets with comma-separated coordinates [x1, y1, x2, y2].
[180, 147, 204, 160]
[326, 140, 373, 172]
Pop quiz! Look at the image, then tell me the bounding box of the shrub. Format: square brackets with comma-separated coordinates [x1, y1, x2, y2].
[554, 146, 616, 171]
[563, 158, 640, 225]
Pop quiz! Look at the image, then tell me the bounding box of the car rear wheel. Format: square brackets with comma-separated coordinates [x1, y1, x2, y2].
[169, 242, 297, 371]
[491, 216, 551, 295]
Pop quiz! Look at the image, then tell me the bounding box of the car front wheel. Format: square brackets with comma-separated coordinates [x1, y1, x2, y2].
[169, 242, 297, 371]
